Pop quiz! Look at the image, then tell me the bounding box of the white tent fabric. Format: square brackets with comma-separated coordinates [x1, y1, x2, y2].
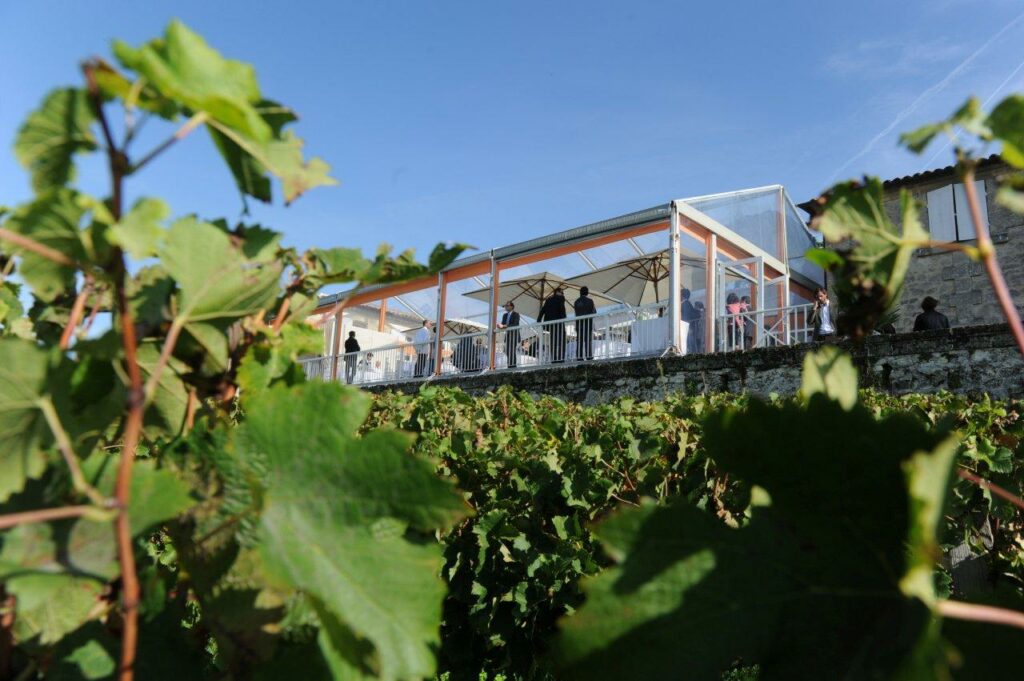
[462, 272, 620, 321]
[564, 249, 705, 307]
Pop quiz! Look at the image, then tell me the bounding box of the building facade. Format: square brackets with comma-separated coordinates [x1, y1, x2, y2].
[879, 156, 1023, 331]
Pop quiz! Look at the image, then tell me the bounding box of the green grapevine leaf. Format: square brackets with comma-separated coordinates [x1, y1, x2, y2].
[816, 179, 927, 337]
[236, 322, 322, 397]
[988, 94, 1024, 169]
[109, 197, 170, 260]
[14, 88, 97, 192]
[555, 395, 952, 680]
[83, 453, 195, 536]
[240, 381, 470, 680]
[160, 216, 281, 368]
[800, 346, 858, 410]
[3, 190, 87, 302]
[114, 21, 337, 203]
[0, 338, 55, 501]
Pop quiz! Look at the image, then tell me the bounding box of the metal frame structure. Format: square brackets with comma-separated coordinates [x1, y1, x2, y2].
[306, 185, 825, 383]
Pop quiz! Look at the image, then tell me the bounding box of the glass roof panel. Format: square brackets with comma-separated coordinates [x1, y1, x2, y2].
[684, 187, 781, 259]
[784, 199, 824, 285]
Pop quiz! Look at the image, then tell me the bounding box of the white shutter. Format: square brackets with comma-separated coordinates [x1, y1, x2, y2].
[952, 180, 987, 241]
[926, 186, 956, 242]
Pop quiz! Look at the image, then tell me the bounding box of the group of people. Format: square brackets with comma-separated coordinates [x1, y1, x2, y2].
[336, 286, 954, 384]
[498, 286, 599, 366]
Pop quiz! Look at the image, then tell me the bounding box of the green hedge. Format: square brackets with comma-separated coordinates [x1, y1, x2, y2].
[364, 386, 1024, 680]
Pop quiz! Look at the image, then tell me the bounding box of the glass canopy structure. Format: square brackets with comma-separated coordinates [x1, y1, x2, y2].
[303, 185, 824, 384]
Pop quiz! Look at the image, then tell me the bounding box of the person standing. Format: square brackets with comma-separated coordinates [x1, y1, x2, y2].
[497, 301, 521, 368]
[343, 331, 360, 384]
[741, 295, 755, 349]
[414, 319, 434, 377]
[725, 293, 744, 350]
[810, 287, 837, 341]
[692, 301, 706, 353]
[913, 296, 951, 332]
[573, 286, 597, 360]
[681, 288, 700, 354]
[537, 287, 568, 363]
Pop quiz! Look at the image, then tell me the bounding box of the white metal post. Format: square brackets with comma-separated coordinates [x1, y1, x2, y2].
[668, 201, 682, 354]
[783, 275, 791, 345]
[486, 251, 498, 370]
[755, 257, 765, 348]
[433, 272, 445, 377]
[706, 233, 717, 353]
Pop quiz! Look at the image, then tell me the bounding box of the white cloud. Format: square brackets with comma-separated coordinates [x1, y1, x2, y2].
[824, 37, 969, 78]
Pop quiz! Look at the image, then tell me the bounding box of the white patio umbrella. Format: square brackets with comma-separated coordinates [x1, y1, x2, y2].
[462, 272, 620, 321]
[564, 249, 705, 307]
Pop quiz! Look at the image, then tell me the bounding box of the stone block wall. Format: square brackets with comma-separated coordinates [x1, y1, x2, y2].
[882, 163, 1024, 331]
[365, 324, 1024, 404]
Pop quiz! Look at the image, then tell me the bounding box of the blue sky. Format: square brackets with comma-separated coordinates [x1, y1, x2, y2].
[2, 0, 1023, 265]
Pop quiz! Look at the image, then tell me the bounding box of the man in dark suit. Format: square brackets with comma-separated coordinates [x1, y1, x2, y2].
[573, 286, 597, 360]
[537, 287, 568, 363]
[681, 288, 700, 354]
[343, 331, 360, 384]
[497, 301, 521, 368]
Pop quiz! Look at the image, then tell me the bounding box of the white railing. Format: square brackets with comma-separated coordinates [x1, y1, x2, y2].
[493, 302, 671, 371]
[716, 303, 814, 352]
[299, 355, 333, 381]
[336, 342, 434, 386]
[300, 302, 819, 386]
[443, 330, 490, 374]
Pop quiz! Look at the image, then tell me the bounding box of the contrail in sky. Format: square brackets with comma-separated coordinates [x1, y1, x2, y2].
[920, 52, 1024, 170]
[828, 11, 1024, 182]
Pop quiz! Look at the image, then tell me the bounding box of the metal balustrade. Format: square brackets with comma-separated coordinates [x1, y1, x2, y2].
[300, 302, 821, 384]
[716, 303, 815, 352]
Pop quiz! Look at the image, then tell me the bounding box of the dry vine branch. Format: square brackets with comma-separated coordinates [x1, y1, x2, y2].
[38, 397, 107, 507]
[957, 468, 1024, 511]
[0, 506, 94, 531]
[962, 166, 1024, 355]
[84, 60, 142, 681]
[937, 599, 1024, 630]
[0, 228, 78, 268]
[60, 278, 94, 350]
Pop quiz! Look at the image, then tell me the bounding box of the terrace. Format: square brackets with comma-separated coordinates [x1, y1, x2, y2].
[301, 185, 825, 386]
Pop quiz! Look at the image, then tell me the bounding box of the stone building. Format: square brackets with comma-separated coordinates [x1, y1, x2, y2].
[859, 156, 1021, 331]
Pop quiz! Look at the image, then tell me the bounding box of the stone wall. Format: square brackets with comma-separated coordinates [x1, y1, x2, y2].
[882, 163, 1024, 331]
[365, 324, 1023, 404]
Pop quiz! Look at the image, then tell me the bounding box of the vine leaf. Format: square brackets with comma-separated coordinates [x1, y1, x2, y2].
[555, 390, 955, 679]
[239, 381, 470, 680]
[14, 88, 97, 192]
[815, 179, 926, 337]
[982, 94, 1024, 168]
[109, 197, 170, 260]
[3, 189, 87, 302]
[114, 20, 337, 204]
[159, 216, 281, 368]
[82, 453, 195, 536]
[800, 345, 858, 410]
[0, 338, 55, 501]
[236, 322, 322, 398]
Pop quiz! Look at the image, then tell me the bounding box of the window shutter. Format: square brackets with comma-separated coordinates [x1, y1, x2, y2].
[952, 179, 987, 241]
[926, 186, 956, 242]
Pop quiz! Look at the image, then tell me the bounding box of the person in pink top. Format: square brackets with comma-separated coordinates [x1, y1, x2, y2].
[725, 293, 744, 350]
